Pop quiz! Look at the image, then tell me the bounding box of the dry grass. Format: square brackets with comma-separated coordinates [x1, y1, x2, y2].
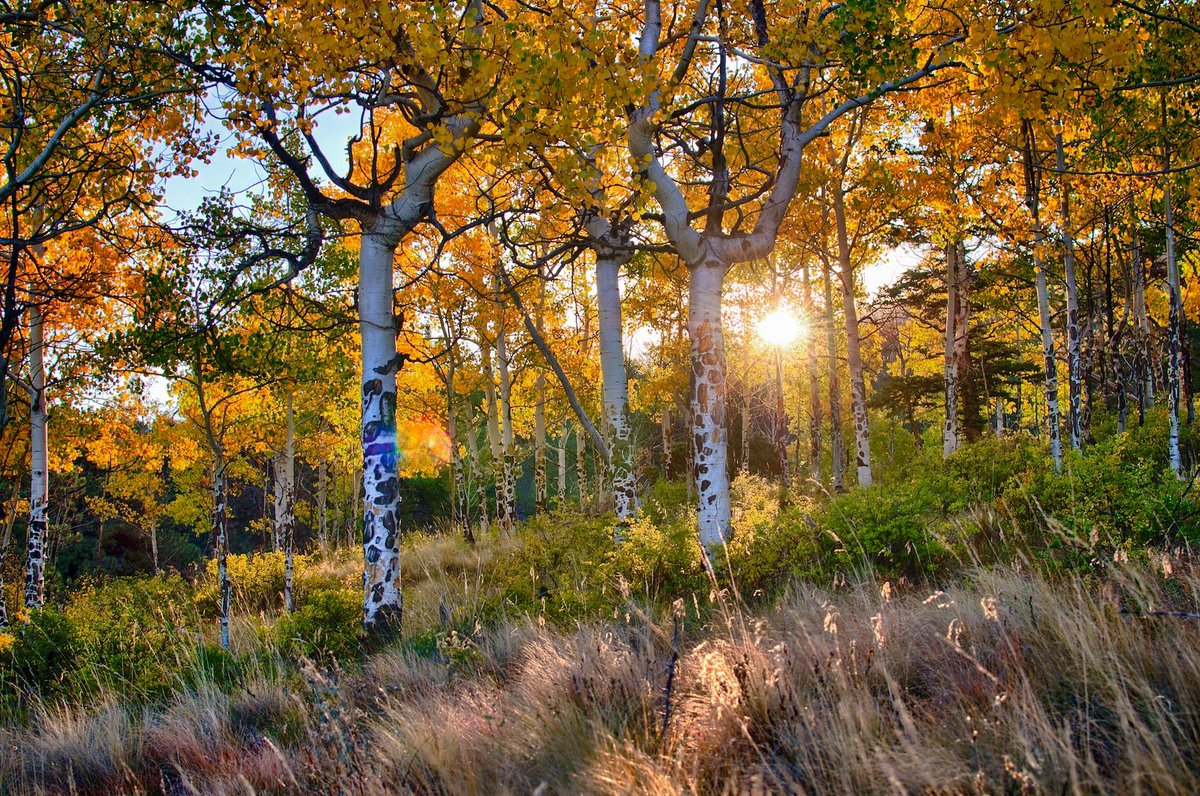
[3, 545, 1199, 795]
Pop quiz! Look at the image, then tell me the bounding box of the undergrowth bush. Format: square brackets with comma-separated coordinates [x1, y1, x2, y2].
[1, 575, 202, 708]
[63, 574, 201, 697]
[4, 416, 1198, 733]
[274, 586, 361, 665]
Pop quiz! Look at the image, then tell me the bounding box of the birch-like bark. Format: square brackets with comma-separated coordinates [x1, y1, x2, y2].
[773, 344, 790, 493]
[689, 263, 732, 552]
[0, 490, 9, 625]
[822, 258, 845, 491]
[1132, 232, 1153, 419]
[271, 453, 284, 552]
[740, 368, 751, 476]
[499, 267, 611, 464]
[1165, 182, 1183, 477]
[450, 412, 470, 541]
[359, 230, 403, 629]
[534, 273, 548, 513]
[576, 421, 588, 510]
[149, 517, 159, 576]
[343, 48, 480, 630]
[943, 240, 961, 457]
[557, 420, 568, 506]
[596, 251, 638, 522]
[465, 400, 489, 535]
[1023, 126, 1063, 471]
[832, 184, 872, 487]
[495, 278, 517, 531]
[661, 407, 672, 477]
[534, 375, 546, 512]
[316, 460, 328, 553]
[24, 299, 47, 610]
[443, 334, 471, 542]
[1055, 133, 1083, 452]
[213, 462, 230, 650]
[482, 340, 508, 530]
[803, 259, 822, 483]
[1034, 236, 1063, 471]
[627, 0, 957, 539]
[282, 391, 296, 613]
[953, 243, 971, 434]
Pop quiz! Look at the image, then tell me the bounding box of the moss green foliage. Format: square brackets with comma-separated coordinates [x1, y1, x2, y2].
[0, 575, 203, 707]
[273, 587, 361, 664]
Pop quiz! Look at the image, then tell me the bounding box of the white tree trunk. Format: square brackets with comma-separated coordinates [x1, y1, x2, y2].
[444, 345, 471, 542]
[149, 518, 159, 576]
[0, 492, 9, 625]
[1056, 134, 1083, 452]
[213, 462, 230, 650]
[688, 263, 731, 553]
[534, 373, 546, 512]
[740, 368, 751, 476]
[359, 231, 403, 629]
[772, 344, 790, 492]
[1165, 183, 1183, 477]
[482, 340, 508, 529]
[317, 460, 329, 554]
[952, 242, 971, 439]
[271, 453, 284, 552]
[1033, 233, 1064, 471]
[596, 253, 638, 522]
[832, 185, 872, 487]
[822, 259, 845, 491]
[803, 259, 822, 483]
[661, 407, 672, 477]
[1133, 233, 1153, 410]
[282, 390, 296, 613]
[943, 240, 961, 457]
[576, 421, 588, 510]
[465, 401, 488, 535]
[1025, 129, 1063, 472]
[534, 274, 548, 513]
[557, 420, 568, 506]
[495, 294, 517, 531]
[24, 299, 47, 610]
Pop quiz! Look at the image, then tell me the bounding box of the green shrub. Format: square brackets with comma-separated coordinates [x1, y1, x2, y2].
[601, 511, 704, 600]
[64, 574, 201, 698]
[199, 551, 288, 615]
[197, 551, 346, 616]
[725, 499, 818, 597]
[274, 587, 362, 665]
[809, 481, 955, 581]
[640, 479, 691, 522]
[1006, 439, 1200, 564]
[183, 641, 249, 692]
[0, 608, 81, 703]
[485, 510, 616, 619]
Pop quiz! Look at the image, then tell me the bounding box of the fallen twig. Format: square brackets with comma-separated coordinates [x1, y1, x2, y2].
[661, 615, 680, 748]
[1121, 608, 1200, 620]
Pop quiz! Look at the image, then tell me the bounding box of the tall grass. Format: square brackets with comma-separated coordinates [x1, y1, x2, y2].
[2, 547, 1197, 794]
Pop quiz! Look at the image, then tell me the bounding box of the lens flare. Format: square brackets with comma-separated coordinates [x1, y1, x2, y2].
[756, 308, 802, 347]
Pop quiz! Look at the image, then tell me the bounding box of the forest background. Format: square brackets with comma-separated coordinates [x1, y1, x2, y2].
[0, 0, 1199, 792]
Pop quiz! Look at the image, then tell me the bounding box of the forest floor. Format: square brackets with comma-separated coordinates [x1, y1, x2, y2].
[3, 429, 1200, 794]
[3, 537, 1199, 794]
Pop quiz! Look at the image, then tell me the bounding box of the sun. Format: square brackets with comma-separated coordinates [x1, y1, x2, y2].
[756, 307, 803, 347]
